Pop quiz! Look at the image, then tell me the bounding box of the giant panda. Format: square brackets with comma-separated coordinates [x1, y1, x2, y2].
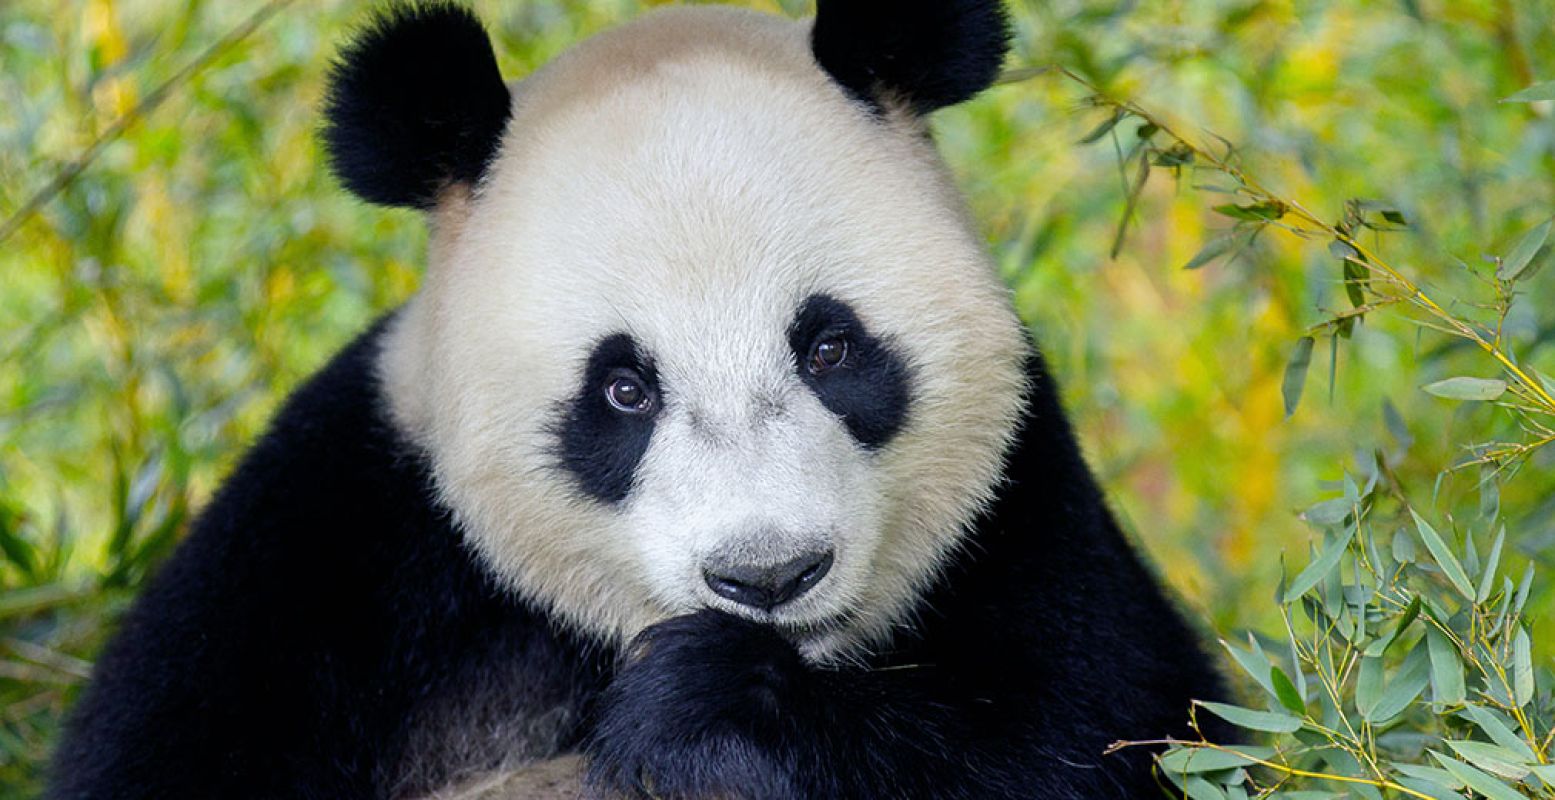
[47, 2, 1224, 798]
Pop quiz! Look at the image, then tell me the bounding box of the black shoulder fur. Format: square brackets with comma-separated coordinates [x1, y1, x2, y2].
[46, 320, 612, 799]
[321, 3, 512, 208]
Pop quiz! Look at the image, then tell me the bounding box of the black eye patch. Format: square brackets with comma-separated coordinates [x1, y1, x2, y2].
[552, 334, 659, 505]
[787, 294, 911, 449]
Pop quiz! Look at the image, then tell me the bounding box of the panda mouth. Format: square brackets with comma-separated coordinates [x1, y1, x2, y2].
[772, 610, 854, 643]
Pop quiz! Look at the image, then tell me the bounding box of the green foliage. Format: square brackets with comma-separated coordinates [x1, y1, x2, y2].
[1051, 29, 1555, 792]
[1150, 474, 1553, 798]
[2, 0, 1554, 797]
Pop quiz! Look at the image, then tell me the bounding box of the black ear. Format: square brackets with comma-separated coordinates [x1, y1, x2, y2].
[810, 0, 1011, 116]
[322, 3, 511, 209]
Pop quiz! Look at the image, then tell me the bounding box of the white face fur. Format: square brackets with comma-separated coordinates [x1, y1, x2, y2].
[379, 6, 1029, 661]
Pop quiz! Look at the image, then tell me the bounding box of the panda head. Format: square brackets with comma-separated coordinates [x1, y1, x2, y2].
[326, 1, 1028, 661]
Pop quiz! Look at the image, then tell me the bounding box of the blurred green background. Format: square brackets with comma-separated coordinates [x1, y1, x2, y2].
[1, 0, 1552, 794]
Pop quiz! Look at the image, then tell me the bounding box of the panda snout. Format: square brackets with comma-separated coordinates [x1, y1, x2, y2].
[701, 549, 834, 612]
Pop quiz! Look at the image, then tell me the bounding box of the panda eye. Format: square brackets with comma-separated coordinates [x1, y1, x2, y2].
[604, 370, 655, 414]
[808, 335, 849, 374]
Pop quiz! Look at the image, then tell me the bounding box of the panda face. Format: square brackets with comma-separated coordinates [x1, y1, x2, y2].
[379, 7, 1028, 660]
[546, 290, 910, 645]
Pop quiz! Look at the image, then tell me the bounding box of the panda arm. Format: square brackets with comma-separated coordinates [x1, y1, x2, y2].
[583, 560, 1203, 800]
[582, 610, 1110, 800]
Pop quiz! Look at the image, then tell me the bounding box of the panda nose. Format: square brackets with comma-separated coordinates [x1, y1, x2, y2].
[703, 550, 834, 611]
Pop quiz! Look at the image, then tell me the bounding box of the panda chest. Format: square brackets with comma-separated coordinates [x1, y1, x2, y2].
[386, 646, 588, 799]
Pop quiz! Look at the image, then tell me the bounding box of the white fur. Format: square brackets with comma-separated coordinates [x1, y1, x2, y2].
[379, 6, 1028, 662]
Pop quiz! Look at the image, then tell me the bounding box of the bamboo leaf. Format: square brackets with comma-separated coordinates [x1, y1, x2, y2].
[995, 65, 1052, 84]
[1184, 231, 1244, 270]
[1341, 249, 1368, 308]
[1078, 109, 1126, 144]
[1182, 776, 1226, 800]
[1411, 509, 1476, 601]
[1395, 775, 1464, 800]
[1366, 643, 1430, 722]
[1110, 154, 1151, 259]
[1301, 497, 1352, 527]
[1286, 525, 1356, 599]
[1446, 741, 1529, 780]
[1503, 80, 1555, 103]
[1375, 595, 1421, 655]
[1476, 527, 1504, 603]
[1151, 143, 1194, 167]
[1393, 762, 1463, 790]
[1270, 665, 1305, 714]
[1283, 336, 1315, 418]
[1513, 563, 1534, 617]
[1392, 529, 1416, 563]
[1498, 218, 1550, 282]
[1158, 746, 1275, 775]
[1492, 577, 1515, 638]
[1539, 369, 1555, 400]
[1213, 201, 1285, 221]
[1329, 239, 1361, 260]
[1479, 471, 1500, 524]
[1315, 749, 1381, 799]
[1461, 706, 1537, 762]
[1356, 654, 1384, 717]
[1432, 753, 1526, 800]
[1421, 377, 1507, 401]
[1426, 627, 1465, 705]
[1220, 637, 1277, 700]
[1512, 626, 1533, 707]
[1196, 701, 1303, 733]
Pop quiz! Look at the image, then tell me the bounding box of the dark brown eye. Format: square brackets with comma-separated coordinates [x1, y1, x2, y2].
[809, 336, 848, 373]
[605, 372, 653, 414]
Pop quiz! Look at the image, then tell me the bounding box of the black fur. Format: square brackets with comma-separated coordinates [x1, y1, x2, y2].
[321, 3, 512, 209]
[553, 333, 661, 505]
[48, 318, 1221, 799]
[810, 0, 1012, 116]
[583, 351, 1225, 799]
[787, 294, 911, 449]
[46, 320, 613, 799]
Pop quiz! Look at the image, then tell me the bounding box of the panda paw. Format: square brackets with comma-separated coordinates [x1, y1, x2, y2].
[584, 610, 813, 800]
